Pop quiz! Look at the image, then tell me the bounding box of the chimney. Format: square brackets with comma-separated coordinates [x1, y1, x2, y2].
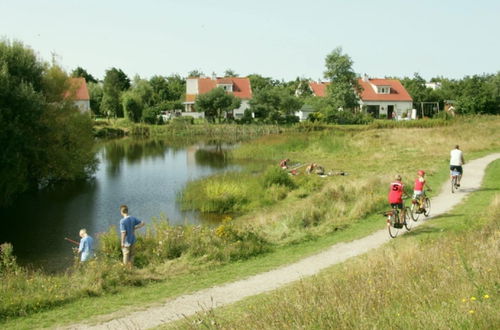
[211, 72, 217, 80]
[363, 74, 369, 82]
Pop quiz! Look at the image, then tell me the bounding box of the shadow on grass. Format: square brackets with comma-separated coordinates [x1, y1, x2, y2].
[404, 226, 443, 238]
[424, 213, 464, 219]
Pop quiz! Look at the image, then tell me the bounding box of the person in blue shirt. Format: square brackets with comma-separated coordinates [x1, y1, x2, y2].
[78, 229, 94, 262]
[119, 205, 145, 267]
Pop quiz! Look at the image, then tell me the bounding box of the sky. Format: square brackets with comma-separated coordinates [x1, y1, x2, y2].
[1, 0, 499, 81]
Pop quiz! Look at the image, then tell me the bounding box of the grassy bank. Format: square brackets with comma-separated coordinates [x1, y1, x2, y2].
[93, 118, 288, 139]
[172, 160, 500, 329]
[1, 116, 499, 328]
[181, 116, 500, 244]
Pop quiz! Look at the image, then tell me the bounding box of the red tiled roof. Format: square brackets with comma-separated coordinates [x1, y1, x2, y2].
[309, 82, 329, 97]
[358, 79, 412, 102]
[228, 77, 252, 99]
[193, 77, 253, 100]
[309, 79, 412, 102]
[65, 77, 90, 100]
[216, 78, 233, 85]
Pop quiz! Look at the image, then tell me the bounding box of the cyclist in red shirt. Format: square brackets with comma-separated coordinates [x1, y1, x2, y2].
[388, 174, 404, 209]
[388, 174, 406, 227]
[413, 170, 431, 212]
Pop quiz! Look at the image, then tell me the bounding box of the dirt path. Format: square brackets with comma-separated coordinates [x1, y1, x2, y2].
[65, 153, 500, 330]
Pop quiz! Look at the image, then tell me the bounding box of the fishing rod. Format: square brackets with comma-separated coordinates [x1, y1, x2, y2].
[64, 237, 79, 245]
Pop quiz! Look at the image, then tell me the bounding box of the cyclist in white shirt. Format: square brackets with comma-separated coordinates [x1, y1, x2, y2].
[450, 145, 465, 186]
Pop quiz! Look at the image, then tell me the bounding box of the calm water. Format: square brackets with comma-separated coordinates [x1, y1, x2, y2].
[0, 138, 239, 272]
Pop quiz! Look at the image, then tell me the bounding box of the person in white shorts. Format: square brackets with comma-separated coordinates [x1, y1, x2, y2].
[450, 145, 465, 186]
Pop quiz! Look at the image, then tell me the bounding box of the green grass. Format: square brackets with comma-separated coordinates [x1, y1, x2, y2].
[170, 160, 500, 329]
[2, 116, 500, 328]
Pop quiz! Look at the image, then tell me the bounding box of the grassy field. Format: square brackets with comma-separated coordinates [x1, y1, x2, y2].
[1, 116, 499, 329]
[171, 160, 500, 329]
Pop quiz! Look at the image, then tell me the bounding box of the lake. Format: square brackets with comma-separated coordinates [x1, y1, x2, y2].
[0, 138, 239, 272]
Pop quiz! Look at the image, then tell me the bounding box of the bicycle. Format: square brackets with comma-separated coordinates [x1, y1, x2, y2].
[385, 201, 411, 238]
[451, 170, 460, 193]
[410, 191, 431, 221]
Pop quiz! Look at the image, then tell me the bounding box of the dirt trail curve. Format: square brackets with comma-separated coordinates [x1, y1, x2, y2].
[66, 153, 500, 330]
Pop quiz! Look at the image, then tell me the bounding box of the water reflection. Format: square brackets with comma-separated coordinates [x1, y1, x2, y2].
[0, 138, 239, 272]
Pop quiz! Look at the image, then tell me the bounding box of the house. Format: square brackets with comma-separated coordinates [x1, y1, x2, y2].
[308, 76, 413, 119]
[295, 104, 316, 122]
[183, 76, 253, 119]
[66, 77, 91, 113]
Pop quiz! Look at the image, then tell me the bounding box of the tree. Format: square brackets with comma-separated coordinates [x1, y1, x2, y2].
[195, 87, 241, 123]
[223, 69, 238, 77]
[150, 75, 171, 103]
[0, 40, 95, 206]
[71, 66, 98, 83]
[187, 69, 204, 78]
[400, 73, 433, 103]
[455, 74, 498, 114]
[101, 67, 130, 117]
[166, 74, 185, 101]
[249, 86, 303, 123]
[323, 47, 361, 110]
[88, 82, 104, 116]
[122, 92, 143, 122]
[247, 74, 280, 93]
[131, 75, 154, 107]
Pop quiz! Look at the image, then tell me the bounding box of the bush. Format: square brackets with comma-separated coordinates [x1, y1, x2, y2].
[0, 243, 19, 274]
[434, 111, 454, 120]
[170, 116, 194, 127]
[324, 111, 374, 125]
[142, 106, 162, 124]
[262, 166, 296, 189]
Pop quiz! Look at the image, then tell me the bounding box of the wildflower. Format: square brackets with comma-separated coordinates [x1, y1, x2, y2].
[461, 298, 467, 303]
[483, 294, 490, 299]
[469, 310, 475, 314]
[470, 297, 476, 301]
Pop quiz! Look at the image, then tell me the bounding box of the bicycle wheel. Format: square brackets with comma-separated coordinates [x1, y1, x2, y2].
[403, 207, 412, 230]
[410, 201, 420, 221]
[387, 213, 401, 238]
[423, 198, 431, 217]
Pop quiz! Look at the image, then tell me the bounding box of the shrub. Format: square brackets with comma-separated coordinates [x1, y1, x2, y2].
[0, 243, 20, 274]
[142, 105, 162, 124]
[324, 111, 374, 125]
[262, 167, 296, 189]
[170, 116, 194, 127]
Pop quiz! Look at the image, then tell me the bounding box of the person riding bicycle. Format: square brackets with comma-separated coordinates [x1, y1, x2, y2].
[450, 145, 465, 187]
[388, 174, 406, 227]
[413, 170, 432, 213]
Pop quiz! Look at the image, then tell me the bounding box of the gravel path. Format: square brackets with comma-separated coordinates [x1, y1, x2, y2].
[65, 153, 500, 330]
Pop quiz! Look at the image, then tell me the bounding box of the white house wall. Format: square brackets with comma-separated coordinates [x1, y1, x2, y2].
[233, 100, 251, 117]
[75, 100, 90, 113]
[186, 78, 199, 94]
[360, 101, 413, 116]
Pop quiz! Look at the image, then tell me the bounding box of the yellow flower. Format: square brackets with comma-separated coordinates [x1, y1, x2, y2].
[483, 294, 490, 299]
[469, 310, 475, 314]
[470, 297, 476, 301]
[461, 298, 467, 303]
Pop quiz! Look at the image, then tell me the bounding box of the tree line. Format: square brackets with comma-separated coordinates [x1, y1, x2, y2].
[0, 40, 96, 206]
[76, 46, 499, 125]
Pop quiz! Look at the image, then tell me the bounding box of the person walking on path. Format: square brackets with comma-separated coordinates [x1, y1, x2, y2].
[450, 145, 465, 187]
[119, 205, 145, 267]
[78, 229, 94, 262]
